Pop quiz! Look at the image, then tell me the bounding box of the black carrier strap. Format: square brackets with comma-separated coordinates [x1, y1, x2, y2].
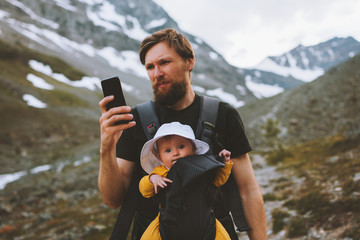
[195, 96, 219, 154]
[110, 174, 139, 240]
[196, 96, 251, 233]
[136, 100, 159, 140]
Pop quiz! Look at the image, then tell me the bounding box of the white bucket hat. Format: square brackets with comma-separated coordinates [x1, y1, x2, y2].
[140, 122, 209, 174]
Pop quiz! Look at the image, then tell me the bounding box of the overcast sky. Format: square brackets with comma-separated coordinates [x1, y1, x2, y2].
[153, 0, 360, 68]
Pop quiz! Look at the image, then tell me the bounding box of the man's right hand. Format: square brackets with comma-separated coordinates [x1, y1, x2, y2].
[98, 96, 136, 208]
[98, 95, 136, 153]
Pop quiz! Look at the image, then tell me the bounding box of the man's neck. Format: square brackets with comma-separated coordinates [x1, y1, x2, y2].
[167, 89, 195, 110]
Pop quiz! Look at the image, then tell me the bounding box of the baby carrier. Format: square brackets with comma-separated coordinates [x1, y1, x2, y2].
[110, 96, 250, 240]
[158, 154, 225, 240]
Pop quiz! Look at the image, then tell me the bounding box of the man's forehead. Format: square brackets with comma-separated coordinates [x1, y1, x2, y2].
[144, 42, 178, 64]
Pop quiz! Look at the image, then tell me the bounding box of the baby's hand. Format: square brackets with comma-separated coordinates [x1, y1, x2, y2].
[149, 174, 173, 194]
[219, 149, 231, 162]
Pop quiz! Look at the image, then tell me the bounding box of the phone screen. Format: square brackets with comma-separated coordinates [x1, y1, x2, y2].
[101, 76, 126, 110]
[101, 76, 129, 124]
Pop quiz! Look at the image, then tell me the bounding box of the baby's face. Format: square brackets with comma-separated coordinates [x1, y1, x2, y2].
[157, 135, 195, 169]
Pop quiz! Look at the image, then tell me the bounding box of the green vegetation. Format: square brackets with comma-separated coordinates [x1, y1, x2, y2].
[261, 118, 292, 165]
[261, 118, 281, 150]
[44, 89, 90, 107]
[265, 134, 360, 238]
[0, 39, 85, 81]
[271, 209, 290, 234]
[287, 216, 308, 238]
[0, 151, 119, 240]
[0, 39, 100, 173]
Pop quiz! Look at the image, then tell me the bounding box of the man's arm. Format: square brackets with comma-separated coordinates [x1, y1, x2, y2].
[98, 156, 135, 208]
[97, 96, 136, 209]
[232, 153, 267, 240]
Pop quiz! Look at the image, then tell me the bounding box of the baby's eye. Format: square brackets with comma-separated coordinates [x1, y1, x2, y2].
[165, 149, 171, 153]
[179, 144, 185, 149]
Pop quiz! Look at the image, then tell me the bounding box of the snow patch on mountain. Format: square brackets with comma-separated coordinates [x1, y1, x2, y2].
[235, 85, 247, 96]
[23, 94, 47, 108]
[87, 1, 149, 41]
[6, 0, 59, 29]
[52, 0, 77, 12]
[26, 74, 54, 90]
[255, 57, 324, 82]
[0, 9, 9, 19]
[29, 60, 102, 91]
[192, 86, 245, 108]
[3, 14, 147, 78]
[96, 48, 147, 78]
[146, 18, 167, 29]
[209, 51, 219, 60]
[245, 75, 284, 98]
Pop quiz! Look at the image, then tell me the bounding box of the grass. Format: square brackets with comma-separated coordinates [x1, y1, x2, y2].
[266, 134, 360, 237]
[287, 216, 308, 238]
[0, 39, 94, 108]
[0, 39, 100, 173]
[271, 209, 290, 234]
[0, 151, 119, 240]
[0, 39, 85, 81]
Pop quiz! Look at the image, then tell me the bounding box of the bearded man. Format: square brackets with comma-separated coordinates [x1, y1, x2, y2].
[98, 29, 267, 240]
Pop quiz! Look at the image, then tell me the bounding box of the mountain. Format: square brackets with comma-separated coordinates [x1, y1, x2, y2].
[1, 0, 359, 239]
[0, 0, 358, 182]
[257, 37, 360, 81]
[0, 39, 101, 172]
[238, 54, 360, 240]
[1, 0, 359, 104]
[240, 53, 360, 148]
[0, 0, 262, 173]
[242, 37, 360, 98]
[0, 0, 257, 108]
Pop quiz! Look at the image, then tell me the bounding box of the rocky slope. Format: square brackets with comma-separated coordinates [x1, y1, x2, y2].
[0, 39, 101, 173]
[240, 53, 360, 148]
[0, 0, 257, 106]
[237, 54, 360, 239]
[238, 36, 360, 99]
[1, 0, 359, 103]
[0, 0, 359, 239]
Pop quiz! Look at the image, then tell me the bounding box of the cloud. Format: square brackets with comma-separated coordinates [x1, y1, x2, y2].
[154, 0, 360, 68]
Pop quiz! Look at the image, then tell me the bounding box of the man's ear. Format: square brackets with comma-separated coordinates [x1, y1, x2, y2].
[187, 57, 195, 72]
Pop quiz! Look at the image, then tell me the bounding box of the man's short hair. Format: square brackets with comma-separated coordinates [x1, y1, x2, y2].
[139, 28, 195, 65]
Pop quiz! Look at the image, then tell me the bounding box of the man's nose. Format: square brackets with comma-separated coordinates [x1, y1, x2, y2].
[154, 65, 163, 79]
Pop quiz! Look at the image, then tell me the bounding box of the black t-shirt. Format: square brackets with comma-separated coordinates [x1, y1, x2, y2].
[116, 94, 252, 167]
[115, 94, 252, 219]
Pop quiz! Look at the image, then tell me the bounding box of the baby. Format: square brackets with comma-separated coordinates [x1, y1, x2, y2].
[139, 122, 232, 240]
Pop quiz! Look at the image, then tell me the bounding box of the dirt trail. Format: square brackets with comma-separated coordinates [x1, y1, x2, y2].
[237, 154, 287, 240]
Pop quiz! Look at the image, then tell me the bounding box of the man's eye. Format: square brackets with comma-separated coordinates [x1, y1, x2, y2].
[146, 65, 154, 70]
[160, 60, 170, 65]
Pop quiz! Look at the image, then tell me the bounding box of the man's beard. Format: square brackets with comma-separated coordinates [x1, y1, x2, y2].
[154, 80, 187, 106]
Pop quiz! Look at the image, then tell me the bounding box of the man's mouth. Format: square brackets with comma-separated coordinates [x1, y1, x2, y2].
[157, 81, 170, 89]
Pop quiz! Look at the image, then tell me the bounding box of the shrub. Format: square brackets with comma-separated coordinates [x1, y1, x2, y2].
[287, 216, 308, 238]
[271, 209, 290, 234]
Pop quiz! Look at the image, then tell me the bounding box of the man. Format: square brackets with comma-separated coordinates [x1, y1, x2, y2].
[98, 28, 267, 239]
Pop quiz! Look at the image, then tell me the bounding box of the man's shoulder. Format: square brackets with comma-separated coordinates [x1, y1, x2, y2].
[218, 101, 238, 117]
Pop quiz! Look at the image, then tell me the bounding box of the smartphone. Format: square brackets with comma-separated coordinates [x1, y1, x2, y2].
[101, 76, 129, 124]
